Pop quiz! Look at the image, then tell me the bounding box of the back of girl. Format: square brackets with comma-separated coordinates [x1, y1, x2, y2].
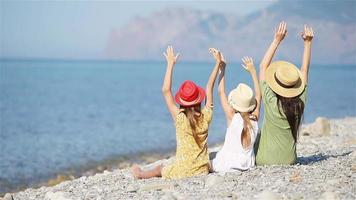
[211, 55, 262, 172]
[131, 46, 222, 179]
[256, 22, 314, 165]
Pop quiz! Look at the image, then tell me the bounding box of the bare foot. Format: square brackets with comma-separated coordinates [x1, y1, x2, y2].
[131, 164, 143, 179]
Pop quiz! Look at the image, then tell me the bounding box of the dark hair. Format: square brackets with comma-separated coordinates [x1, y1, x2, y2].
[180, 104, 203, 147]
[276, 94, 304, 142]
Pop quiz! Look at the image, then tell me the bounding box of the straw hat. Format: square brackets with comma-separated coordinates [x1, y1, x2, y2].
[266, 61, 305, 98]
[175, 80, 206, 106]
[228, 83, 256, 112]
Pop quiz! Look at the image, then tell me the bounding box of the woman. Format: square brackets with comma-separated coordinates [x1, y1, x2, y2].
[256, 22, 314, 165]
[131, 46, 222, 179]
[211, 56, 261, 172]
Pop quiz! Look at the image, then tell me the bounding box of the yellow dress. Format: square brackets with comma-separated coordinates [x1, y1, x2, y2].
[161, 106, 213, 179]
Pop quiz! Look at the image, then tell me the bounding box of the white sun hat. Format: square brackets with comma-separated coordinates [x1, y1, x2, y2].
[228, 83, 256, 112]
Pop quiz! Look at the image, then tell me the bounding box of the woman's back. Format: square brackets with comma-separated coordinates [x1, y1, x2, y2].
[212, 113, 258, 171]
[256, 81, 307, 165]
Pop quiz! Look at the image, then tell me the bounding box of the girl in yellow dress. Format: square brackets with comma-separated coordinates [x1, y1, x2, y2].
[131, 46, 223, 179]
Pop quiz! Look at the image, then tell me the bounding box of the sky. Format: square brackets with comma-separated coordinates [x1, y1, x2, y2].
[0, 0, 276, 59]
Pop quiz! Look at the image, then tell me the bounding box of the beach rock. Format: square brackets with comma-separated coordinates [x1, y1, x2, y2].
[308, 117, 331, 135]
[351, 164, 356, 172]
[231, 191, 239, 200]
[45, 191, 72, 200]
[97, 165, 107, 172]
[350, 151, 356, 158]
[140, 183, 175, 191]
[126, 184, 139, 192]
[319, 191, 339, 200]
[257, 190, 281, 200]
[327, 179, 339, 185]
[3, 193, 13, 200]
[289, 171, 302, 183]
[205, 175, 224, 187]
[161, 192, 177, 200]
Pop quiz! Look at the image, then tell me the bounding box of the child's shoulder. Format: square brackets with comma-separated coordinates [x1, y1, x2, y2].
[202, 105, 213, 122]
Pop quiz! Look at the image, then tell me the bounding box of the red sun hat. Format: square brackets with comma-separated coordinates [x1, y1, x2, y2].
[175, 80, 206, 106]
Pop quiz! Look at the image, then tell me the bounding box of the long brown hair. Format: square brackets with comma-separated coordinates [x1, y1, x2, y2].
[181, 104, 203, 147]
[276, 94, 305, 142]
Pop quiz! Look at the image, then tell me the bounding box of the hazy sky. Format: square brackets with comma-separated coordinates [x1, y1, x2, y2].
[0, 0, 276, 59]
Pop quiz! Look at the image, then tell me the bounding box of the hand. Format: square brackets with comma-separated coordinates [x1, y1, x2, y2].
[163, 45, 180, 66]
[209, 48, 223, 64]
[301, 24, 314, 42]
[220, 52, 227, 67]
[241, 56, 256, 73]
[274, 21, 287, 43]
[218, 53, 227, 73]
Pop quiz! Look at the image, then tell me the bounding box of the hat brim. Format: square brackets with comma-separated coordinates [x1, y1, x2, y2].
[266, 61, 305, 98]
[175, 86, 206, 106]
[231, 103, 256, 113]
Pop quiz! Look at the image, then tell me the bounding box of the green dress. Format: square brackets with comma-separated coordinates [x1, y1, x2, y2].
[256, 81, 307, 165]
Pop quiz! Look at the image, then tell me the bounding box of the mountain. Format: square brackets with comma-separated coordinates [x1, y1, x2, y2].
[105, 0, 356, 64]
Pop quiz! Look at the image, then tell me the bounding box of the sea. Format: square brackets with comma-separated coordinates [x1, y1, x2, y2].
[0, 60, 355, 193]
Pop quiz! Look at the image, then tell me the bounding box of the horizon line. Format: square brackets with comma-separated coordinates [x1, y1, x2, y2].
[0, 57, 355, 66]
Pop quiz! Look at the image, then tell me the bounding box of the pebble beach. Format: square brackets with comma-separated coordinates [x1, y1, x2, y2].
[2, 117, 355, 200]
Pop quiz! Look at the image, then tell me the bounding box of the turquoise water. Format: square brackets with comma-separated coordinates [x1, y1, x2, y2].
[0, 60, 355, 192]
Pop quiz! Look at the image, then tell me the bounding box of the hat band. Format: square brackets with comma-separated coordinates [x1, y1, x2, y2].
[179, 96, 200, 106]
[274, 73, 296, 88]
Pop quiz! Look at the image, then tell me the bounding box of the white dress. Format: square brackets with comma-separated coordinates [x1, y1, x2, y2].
[211, 113, 258, 172]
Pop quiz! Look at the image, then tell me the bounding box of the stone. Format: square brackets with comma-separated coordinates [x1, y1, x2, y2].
[97, 165, 107, 172]
[319, 191, 339, 200]
[231, 191, 239, 200]
[309, 117, 331, 135]
[351, 163, 356, 171]
[302, 131, 310, 136]
[3, 193, 14, 200]
[205, 175, 225, 187]
[327, 179, 339, 185]
[45, 191, 72, 200]
[161, 192, 177, 200]
[289, 171, 302, 183]
[126, 184, 139, 192]
[257, 190, 281, 200]
[140, 183, 175, 191]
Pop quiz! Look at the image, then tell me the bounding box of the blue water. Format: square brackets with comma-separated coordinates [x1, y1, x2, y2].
[0, 60, 355, 192]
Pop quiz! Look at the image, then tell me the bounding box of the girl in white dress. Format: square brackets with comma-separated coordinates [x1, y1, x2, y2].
[211, 56, 261, 172]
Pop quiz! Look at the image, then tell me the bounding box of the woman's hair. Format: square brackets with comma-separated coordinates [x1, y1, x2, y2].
[240, 112, 252, 131]
[276, 94, 305, 142]
[237, 99, 257, 132]
[180, 104, 203, 147]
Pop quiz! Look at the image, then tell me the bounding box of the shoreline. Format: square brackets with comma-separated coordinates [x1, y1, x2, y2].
[0, 146, 176, 195]
[2, 116, 356, 199]
[1, 140, 223, 196]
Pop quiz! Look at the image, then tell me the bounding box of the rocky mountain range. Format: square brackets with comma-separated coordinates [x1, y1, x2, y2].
[105, 0, 356, 64]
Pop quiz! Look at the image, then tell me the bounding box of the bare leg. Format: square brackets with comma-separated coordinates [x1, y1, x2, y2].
[131, 164, 163, 179]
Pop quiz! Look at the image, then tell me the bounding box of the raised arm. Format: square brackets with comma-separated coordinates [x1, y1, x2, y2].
[242, 57, 261, 121]
[205, 48, 223, 108]
[260, 21, 287, 81]
[300, 25, 314, 84]
[217, 54, 235, 123]
[162, 46, 180, 121]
